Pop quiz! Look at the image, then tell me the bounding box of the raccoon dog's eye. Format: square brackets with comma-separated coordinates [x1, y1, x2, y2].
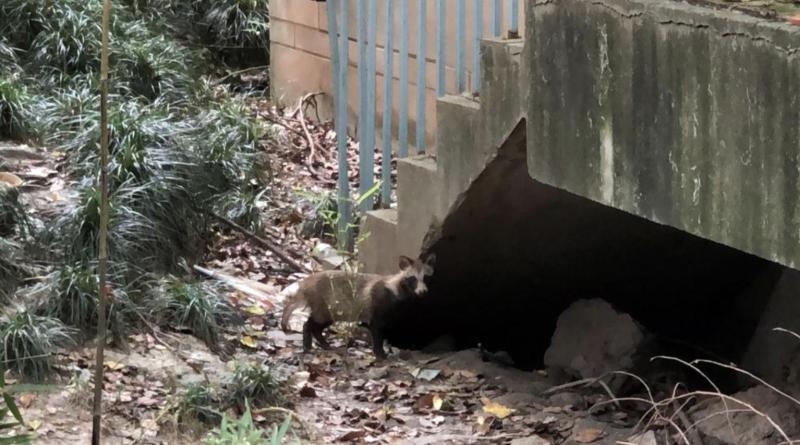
[405, 276, 417, 289]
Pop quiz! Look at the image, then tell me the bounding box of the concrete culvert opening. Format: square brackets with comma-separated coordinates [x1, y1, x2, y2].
[384, 122, 787, 394]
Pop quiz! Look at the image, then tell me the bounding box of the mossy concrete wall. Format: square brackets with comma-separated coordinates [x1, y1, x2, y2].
[526, 0, 800, 269]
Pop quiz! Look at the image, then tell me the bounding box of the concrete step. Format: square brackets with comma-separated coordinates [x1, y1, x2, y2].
[397, 155, 443, 259]
[358, 209, 398, 274]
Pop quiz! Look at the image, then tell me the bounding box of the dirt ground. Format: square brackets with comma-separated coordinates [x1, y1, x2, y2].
[1, 87, 648, 445]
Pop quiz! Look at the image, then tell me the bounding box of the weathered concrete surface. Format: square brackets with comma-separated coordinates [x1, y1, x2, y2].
[527, 0, 800, 269]
[358, 209, 398, 275]
[360, 38, 525, 270]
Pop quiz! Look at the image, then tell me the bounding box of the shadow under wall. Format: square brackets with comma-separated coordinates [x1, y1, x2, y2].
[384, 122, 782, 373]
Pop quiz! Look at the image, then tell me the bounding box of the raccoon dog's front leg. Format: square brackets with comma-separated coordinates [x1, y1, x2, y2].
[303, 319, 331, 351]
[370, 324, 387, 359]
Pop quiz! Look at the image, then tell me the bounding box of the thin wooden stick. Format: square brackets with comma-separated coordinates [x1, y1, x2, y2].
[92, 0, 112, 443]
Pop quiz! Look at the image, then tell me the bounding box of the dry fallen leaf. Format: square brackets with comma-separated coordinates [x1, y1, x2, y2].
[0, 172, 22, 187]
[104, 360, 125, 371]
[26, 420, 42, 431]
[481, 397, 515, 419]
[432, 394, 445, 411]
[244, 305, 266, 315]
[18, 394, 36, 409]
[336, 430, 366, 442]
[240, 335, 258, 348]
[414, 393, 435, 411]
[574, 427, 605, 443]
[299, 385, 317, 398]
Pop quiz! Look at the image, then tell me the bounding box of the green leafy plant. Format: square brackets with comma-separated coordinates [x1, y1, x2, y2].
[113, 26, 193, 101]
[205, 403, 303, 445]
[0, 310, 73, 382]
[28, 1, 102, 74]
[175, 383, 222, 426]
[0, 239, 23, 303]
[198, 0, 269, 50]
[0, 76, 31, 140]
[204, 400, 266, 445]
[44, 262, 129, 341]
[151, 278, 237, 349]
[0, 185, 28, 237]
[224, 362, 282, 411]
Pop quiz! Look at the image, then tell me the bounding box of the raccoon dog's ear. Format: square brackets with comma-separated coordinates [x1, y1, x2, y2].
[399, 256, 413, 270]
[423, 253, 436, 267]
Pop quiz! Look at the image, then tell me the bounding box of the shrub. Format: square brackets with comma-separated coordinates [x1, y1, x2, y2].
[0, 76, 31, 140]
[224, 362, 282, 411]
[198, 0, 269, 50]
[0, 310, 73, 382]
[44, 262, 130, 340]
[150, 278, 237, 348]
[0, 239, 23, 302]
[0, 185, 28, 237]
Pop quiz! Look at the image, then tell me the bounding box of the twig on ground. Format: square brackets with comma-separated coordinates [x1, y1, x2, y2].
[297, 93, 324, 174]
[542, 374, 621, 408]
[673, 400, 703, 445]
[774, 327, 800, 342]
[212, 65, 269, 86]
[261, 113, 306, 139]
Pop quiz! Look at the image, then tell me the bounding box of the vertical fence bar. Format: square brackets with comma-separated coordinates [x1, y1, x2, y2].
[360, 0, 377, 210]
[455, 0, 465, 93]
[436, 0, 445, 97]
[415, 0, 426, 154]
[472, 0, 482, 93]
[381, 0, 394, 206]
[357, 0, 369, 209]
[361, 0, 378, 210]
[490, 0, 501, 36]
[509, 0, 519, 37]
[398, 0, 409, 157]
[335, 0, 352, 247]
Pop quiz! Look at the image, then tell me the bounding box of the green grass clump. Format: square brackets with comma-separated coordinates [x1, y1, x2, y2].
[0, 310, 73, 382]
[45, 262, 130, 340]
[0, 185, 28, 237]
[28, 1, 102, 74]
[151, 278, 237, 349]
[176, 383, 223, 427]
[0, 76, 32, 140]
[198, 0, 269, 50]
[224, 362, 282, 411]
[0, 239, 23, 302]
[114, 32, 193, 101]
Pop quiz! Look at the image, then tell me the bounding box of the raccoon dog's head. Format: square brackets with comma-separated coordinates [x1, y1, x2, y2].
[398, 253, 436, 296]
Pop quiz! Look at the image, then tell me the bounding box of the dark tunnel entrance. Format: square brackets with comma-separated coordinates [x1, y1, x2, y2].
[383, 123, 784, 389]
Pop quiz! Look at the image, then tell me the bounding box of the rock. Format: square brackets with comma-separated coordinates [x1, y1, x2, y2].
[691, 384, 800, 445]
[511, 435, 551, 445]
[626, 431, 657, 445]
[548, 391, 586, 410]
[544, 299, 646, 381]
[368, 366, 389, 380]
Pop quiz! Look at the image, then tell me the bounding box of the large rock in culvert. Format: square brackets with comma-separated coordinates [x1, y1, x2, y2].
[544, 299, 646, 381]
[691, 385, 800, 445]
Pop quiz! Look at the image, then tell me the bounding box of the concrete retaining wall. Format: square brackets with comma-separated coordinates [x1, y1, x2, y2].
[526, 0, 800, 269]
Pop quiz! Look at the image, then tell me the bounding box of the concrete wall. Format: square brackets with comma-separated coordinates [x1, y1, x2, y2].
[526, 0, 800, 270]
[270, 0, 525, 151]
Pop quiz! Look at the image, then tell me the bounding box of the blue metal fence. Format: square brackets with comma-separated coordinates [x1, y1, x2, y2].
[324, 0, 521, 246]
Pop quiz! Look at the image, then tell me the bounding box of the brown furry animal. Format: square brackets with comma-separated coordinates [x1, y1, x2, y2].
[280, 254, 435, 358]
